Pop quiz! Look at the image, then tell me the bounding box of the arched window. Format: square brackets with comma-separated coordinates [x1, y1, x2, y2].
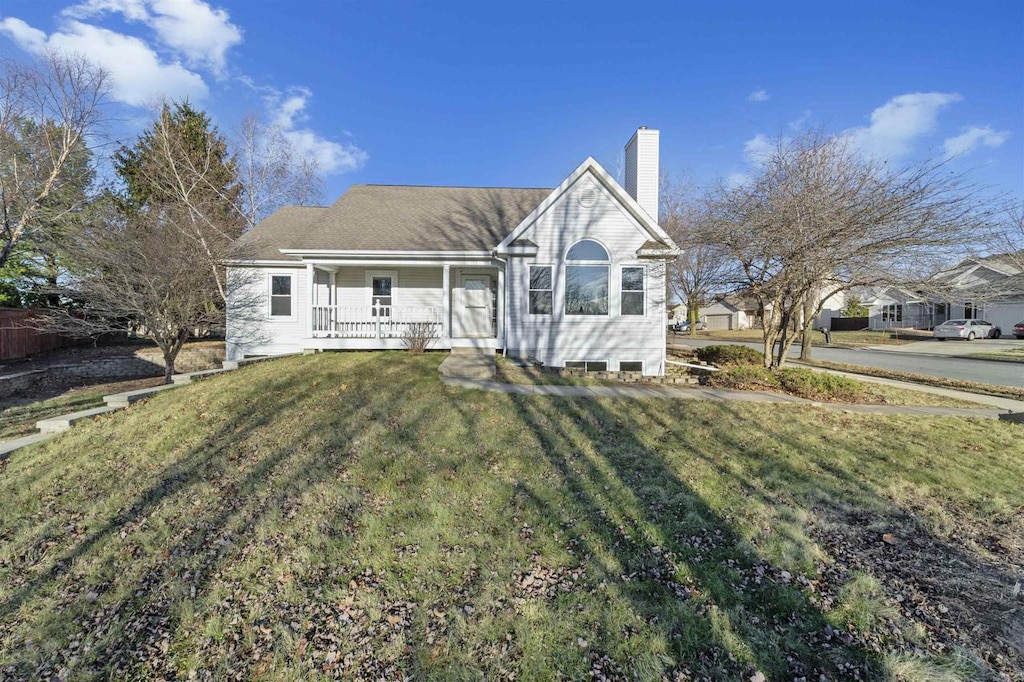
[565, 239, 609, 315]
[566, 239, 609, 261]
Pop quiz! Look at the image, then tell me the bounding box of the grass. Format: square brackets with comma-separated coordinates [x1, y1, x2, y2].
[804, 359, 1024, 402]
[681, 329, 934, 346]
[0, 352, 1020, 679]
[0, 393, 106, 440]
[706, 365, 986, 407]
[969, 348, 1024, 363]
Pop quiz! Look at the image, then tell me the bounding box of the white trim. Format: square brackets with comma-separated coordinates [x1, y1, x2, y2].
[365, 270, 399, 308]
[495, 157, 680, 254]
[455, 271, 496, 338]
[527, 263, 554, 316]
[280, 249, 493, 258]
[291, 259, 500, 268]
[620, 264, 647, 317]
[229, 259, 301, 266]
[267, 272, 296, 320]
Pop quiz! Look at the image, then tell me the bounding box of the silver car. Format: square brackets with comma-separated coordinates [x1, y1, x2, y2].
[933, 319, 1000, 340]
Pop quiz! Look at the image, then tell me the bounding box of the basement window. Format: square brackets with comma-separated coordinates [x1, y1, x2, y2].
[566, 361, 607, 372]
[619, 361, 643, 372]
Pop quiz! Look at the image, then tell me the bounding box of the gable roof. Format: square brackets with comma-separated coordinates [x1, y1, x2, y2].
[232, 185, 552, 260]
[496, 157, 679, 256]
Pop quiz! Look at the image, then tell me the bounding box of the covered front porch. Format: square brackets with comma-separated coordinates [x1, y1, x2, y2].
[300, 261, 504, 350]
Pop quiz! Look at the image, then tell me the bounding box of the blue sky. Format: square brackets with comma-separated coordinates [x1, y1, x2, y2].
[0, 0, 1021, 203]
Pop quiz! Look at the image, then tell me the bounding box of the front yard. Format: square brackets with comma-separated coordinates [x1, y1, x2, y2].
[680, 329, 934, 347]
[0, 353, 1020, 679]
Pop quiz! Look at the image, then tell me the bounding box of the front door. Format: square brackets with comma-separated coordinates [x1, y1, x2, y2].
[460, 275, 493, 337]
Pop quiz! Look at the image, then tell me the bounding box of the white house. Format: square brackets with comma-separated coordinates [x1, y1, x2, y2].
[225, 128, 680, 375]
[927, 255, 1024, 331]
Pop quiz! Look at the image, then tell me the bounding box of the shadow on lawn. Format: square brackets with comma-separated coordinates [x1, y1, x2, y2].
[629, 401, 1021, 676]
[500, 393, 1021, 678]
[500, 392, 876, 679]
[0, 354, 440, 678]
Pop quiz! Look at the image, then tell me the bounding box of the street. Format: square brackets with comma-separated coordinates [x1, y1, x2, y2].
[670, 337, 1024, 388]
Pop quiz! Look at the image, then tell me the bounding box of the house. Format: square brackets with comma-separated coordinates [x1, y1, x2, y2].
[857, 287, 933, 329]
[698, 295, 760, 330]
[926, 254, 1024, 331]
[225, 128, 680, 375]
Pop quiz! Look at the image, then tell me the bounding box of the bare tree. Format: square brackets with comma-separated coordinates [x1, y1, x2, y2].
[707, 130, 996, 368]
[235, 113, 324, 229]
[114, 101, 245, 305]
[661, 174, 735, 336]
[0, 51, 108, 268]
[43, 199, 222, 383]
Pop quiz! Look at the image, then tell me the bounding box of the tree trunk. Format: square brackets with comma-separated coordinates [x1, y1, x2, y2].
[799, 324, 814, 360]
[688, 300, 699, 337]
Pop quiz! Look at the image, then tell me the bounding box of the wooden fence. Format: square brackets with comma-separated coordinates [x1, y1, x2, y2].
[0, 308, 72, 361]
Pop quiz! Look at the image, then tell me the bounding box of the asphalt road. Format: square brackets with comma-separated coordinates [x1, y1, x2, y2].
[670, 337, 1024, 388]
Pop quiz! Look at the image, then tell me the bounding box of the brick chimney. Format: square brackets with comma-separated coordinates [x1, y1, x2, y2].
[623, 127, 659, 222]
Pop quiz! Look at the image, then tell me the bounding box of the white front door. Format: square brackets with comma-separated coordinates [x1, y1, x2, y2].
[460, 275, 493, 337]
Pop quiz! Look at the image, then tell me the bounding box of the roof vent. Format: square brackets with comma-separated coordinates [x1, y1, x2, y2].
[577, 188, 597, 207]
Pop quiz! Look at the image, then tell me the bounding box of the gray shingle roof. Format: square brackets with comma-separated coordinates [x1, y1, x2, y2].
[232, 185, 552, 260]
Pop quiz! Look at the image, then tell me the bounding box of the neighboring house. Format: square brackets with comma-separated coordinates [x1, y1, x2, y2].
[926, 254, 1024, 331]
[226, 128, 679, 375]
[698, 296, 756, 330]
[857, 287, 933, 330]
[666, 303, 685, 325]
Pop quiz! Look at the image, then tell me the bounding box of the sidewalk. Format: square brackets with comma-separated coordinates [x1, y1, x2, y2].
[440, 377, 1010, 419]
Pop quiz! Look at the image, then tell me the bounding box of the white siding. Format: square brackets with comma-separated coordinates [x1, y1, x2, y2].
[226, 265, 308, 359]
[335, 267, 443, 308]
[624, 128, 659, 222]
[505, 172, 668, 375]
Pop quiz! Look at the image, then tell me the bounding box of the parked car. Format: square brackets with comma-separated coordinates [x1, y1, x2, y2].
[1014, 321, 1024, 339]
[933, 319, 1001, 340]
[669, 320, 707, 333]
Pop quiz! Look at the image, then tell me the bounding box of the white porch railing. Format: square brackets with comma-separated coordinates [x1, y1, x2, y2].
[311, 305, 443, 339]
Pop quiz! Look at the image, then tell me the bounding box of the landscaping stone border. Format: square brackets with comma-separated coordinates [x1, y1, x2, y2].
[0, 354, 294, 459]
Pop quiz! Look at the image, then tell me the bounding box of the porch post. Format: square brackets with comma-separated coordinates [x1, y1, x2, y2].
[329, 269, 337, 336]
[306, 263, 315, 338]
[442, 264, 451, 340]
[497, 265, 505, 341]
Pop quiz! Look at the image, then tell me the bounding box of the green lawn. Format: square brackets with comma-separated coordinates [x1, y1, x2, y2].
[0, 393, 106, 440]
[0, 353, 1020, 680]
[683, 329, 934, 346]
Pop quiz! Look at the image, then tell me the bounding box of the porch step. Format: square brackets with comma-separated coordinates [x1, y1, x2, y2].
[439, 349, 495, 380]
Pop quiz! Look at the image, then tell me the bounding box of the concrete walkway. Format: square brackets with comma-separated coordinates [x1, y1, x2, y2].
[438, 348, 496, 380]
[440, 377, 1010, 419]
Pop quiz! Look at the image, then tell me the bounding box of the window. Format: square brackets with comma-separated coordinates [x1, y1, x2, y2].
[529, 266, 552, 314]
[881, 304, 903, 322]
[565, 239, 609, 316]
[371, 275, 392, 316]
[269, 274, 292, 317]
[619, 361, 643, 372]
[621, 266, 645, 315]
[964, 302, 978, 319]
[566, 361, 607, 371]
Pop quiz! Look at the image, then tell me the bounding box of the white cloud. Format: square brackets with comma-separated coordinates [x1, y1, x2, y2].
[743, 133, 775, 164]
[725, 171, 751, 188]
[748, 89, 769, 102]
[789, 109, 811, 131]
[0, 17, 207, 106]
[943, 125, 1010, 158]
[844, 92, 961, 160]
[264, 87, 368, 174]
[63, 0, 243, 74]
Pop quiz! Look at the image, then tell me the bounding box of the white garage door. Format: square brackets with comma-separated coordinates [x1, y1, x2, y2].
[705, 314, 733, 331]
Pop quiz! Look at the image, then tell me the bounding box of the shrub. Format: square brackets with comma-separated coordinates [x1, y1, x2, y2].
[402, 322, 437, 353]
[705, 365, 780, 391]
[707, 366, 867, 402]
[776, 369, 863, 402]
[695, 344, 764, 367]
